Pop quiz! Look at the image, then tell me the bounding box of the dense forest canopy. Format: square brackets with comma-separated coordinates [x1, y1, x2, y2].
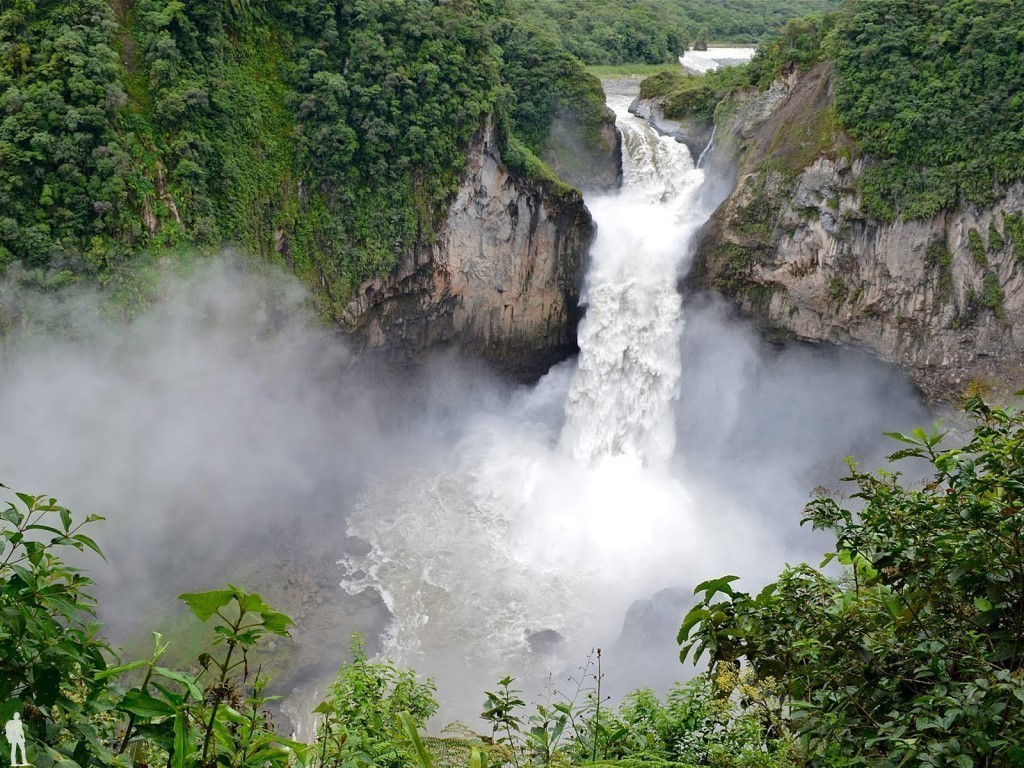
[830, 0, 1024, 220]
[507, 0, 841, 65]
[0, 0, 605, 316]
[12, 0, 1012, 313]
[641, 0, 1024, 221]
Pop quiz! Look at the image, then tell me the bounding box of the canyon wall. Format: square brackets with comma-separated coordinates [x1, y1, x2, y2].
[689, 63, 1024, 400]
[342, 116, 599, 379]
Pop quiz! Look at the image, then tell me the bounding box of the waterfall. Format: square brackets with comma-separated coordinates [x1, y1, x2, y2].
[340, 87, 720, 721]
[562, 96, 706, 465]
[697, 125, 717, 168]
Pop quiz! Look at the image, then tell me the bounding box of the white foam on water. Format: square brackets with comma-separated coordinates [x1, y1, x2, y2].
[340, 93, 723, 719]
[680, 47, 756, 74]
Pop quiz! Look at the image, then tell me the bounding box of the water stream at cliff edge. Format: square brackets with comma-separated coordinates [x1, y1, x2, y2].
[338, 91, 739, 719]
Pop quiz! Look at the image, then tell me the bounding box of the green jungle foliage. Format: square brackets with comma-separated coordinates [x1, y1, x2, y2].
[830, 0, 1024, 221]
[1006, 213, 1024, 263]
[680, 398, 1024, 766]
[0, 0, 607, 317]
[640, 0, 1024, 222]
[506, 0, 840, 65]
[5, 399, 1024, 766]
[495, 18, 608, 161]
[0, 0, 138, 275]
[639, 67, 752, 123]
[744, 14, 834, 88]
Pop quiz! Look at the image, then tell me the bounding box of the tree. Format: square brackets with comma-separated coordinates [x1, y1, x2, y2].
[680, 397, 1024, 766]
[0, 491, 118, 767]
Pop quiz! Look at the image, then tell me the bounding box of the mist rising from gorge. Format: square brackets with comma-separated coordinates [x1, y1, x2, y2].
[0, 250, 927, 721]
[0, 92, 930, 724]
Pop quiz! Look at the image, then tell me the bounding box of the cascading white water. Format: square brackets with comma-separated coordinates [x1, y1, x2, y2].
[562, 95, 705, 465]
[340, 86, 722, 719]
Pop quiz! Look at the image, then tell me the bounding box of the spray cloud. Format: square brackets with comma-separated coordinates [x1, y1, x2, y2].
[0, 92, 929, 727]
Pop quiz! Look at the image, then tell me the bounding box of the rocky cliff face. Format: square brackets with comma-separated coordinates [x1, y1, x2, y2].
[628, 96, 713, 165]
[342, 116, 596, 379]
[542, 106, 623, 194]
[690, 63, 1024, 400]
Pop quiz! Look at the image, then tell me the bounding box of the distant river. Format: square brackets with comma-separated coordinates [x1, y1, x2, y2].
[679, 47, 756, 74]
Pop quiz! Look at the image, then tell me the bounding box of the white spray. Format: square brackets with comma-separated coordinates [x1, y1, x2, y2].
[562, 95, 705, 465]
[340, 90, 730, 718]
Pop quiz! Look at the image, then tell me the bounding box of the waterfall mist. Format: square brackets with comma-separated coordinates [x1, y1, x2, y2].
[0, 87, 929, 727]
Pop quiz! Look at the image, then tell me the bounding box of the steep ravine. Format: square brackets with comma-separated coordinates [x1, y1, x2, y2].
[681, 63, 1024, 400]
[341, 115, 601, 379]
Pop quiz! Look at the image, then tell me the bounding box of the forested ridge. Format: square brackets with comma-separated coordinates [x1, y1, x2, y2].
[508, 0, 839, 66]
[642, 0, 1024, 221]
[0, 0, 609, 317]
[0, 0, 860, 320]
[5, 0, 1022, 315]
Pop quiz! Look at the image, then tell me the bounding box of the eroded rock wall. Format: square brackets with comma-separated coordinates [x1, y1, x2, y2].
[342, 116, 595, 379]
[691, 63, 1024, 400]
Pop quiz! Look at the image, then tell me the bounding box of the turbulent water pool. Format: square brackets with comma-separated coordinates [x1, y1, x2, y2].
[335, 82, 925, 722]
[0, 79, 928, 732]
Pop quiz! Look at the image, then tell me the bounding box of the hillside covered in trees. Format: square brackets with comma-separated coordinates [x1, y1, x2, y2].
[641, 0, 1024, 221]
[0, 0, 610, 318]
[508, 0, 840, 65]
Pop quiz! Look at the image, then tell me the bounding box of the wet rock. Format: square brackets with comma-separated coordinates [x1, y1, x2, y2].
[343, 114, 595, 381]
[689, 62, 1024, 401]
[628, 96, 714, 163]
[525, 628, 564, 654]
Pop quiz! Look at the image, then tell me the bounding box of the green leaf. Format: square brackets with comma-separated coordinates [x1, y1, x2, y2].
[692, 574, 739, 598]
[72, 533, 105, 559]
[152, 667, 203, 700]
[677, 607, 710, 644]
[119, 690, 176, 718]
[10, 563, 35, 588]
[172, 706, 189, 768]
[218, 704, 248, 725]
[95, 659, 150, 681]
[884, 431, 924, 447]
[399, 711, 435, 768]
[259, 610, 294, 635]
[178, 589, 235, 621]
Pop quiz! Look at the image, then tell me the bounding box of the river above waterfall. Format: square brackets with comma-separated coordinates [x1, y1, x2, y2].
[680, 47, 757, 74]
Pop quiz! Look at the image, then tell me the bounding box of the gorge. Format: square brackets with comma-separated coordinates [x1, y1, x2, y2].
[331, 78, 929, 722]
[3, 1, 1023, 763]
[0, 74, 929, 728]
